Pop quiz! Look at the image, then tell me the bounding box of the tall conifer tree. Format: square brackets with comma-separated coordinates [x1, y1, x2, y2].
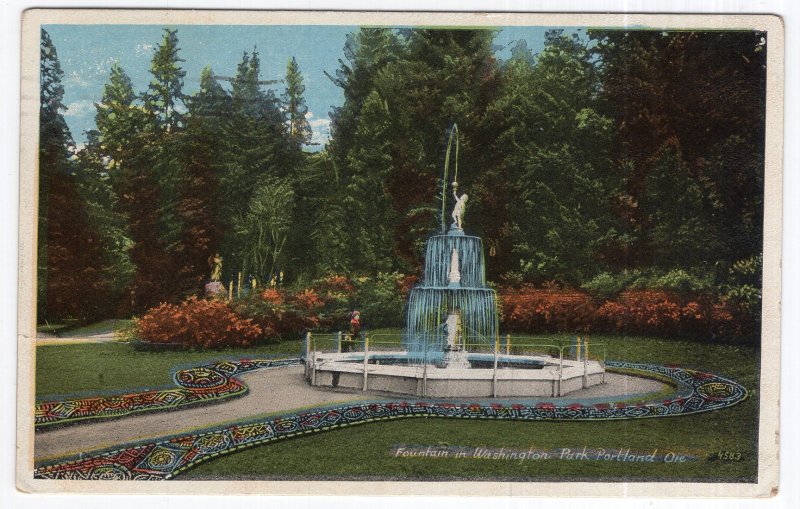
[283, 57, 312, 146]
[39, 29, 111, 322]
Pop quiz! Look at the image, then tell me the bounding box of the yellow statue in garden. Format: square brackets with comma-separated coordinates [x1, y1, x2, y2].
[209, 253, 223, 282]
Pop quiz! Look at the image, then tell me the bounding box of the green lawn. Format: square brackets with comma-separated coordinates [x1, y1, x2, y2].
[35, 331, 760, 482]
[35, 340, 305, 399]
[181, 405, 757, 481]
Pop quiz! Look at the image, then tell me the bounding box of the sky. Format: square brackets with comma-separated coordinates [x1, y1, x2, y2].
[43, 24, 565, 150]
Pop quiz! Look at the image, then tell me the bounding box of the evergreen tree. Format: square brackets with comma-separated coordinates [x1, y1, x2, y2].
[170, 116, 222, 295]
[344, 91, 397, 273]
[487, 30, 614, 285]
[38, 28, 72, 319]
[375, 29, 501, 266]
[38, 29, 111, 322]
[589, 30, 767, 278]
[283, 57, 312, 146]
[95, 61, 176, 311]
[168, 66, 230, 295]
[189, 66, 231, 119]
[95, 62, 147, 168]
[327, 28, 403, 183]
[143, 28, 186, 132]
[328, 28, 501, 274]
[74, 130, 135, 312]
[217, 49, 294, 282]
[293, 151, 351, 278]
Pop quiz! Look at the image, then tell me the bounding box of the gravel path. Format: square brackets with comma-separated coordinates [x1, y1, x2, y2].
[36, 332, 120, 345]
[35, 366, 668, 463]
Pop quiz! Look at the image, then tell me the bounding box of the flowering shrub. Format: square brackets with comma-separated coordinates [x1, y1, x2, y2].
[307, 275, 354, 329]
[499, 286, 757, 341]
[232, 290, 285, 342]
[285, 289, 325, 331]
[499, 286, 597, 333]
[233, 288, 326, 341]
[596, 290, 689, 336]
[593, 290, 753, 339]
[136, 297, 262, 349]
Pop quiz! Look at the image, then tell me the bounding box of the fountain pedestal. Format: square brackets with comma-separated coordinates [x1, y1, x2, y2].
[438, 310, 470, 369]
[440, 345, 471, 369]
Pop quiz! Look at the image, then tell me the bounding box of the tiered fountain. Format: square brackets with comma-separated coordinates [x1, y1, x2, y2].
[307, 126, 605, 397]
[404, 181, 498, 368]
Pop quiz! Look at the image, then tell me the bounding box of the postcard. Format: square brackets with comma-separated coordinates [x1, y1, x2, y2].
[16, 9, 783, 498]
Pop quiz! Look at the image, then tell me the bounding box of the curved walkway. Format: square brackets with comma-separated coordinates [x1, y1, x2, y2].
[36, 359, 301, 428]
[33, 360, 748, 480]
[35, 364, 374, 463]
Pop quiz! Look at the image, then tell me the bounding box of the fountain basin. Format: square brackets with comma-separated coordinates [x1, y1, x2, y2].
[306, 351, 605, 398]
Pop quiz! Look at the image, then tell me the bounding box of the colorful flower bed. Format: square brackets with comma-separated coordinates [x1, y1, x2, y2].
[34, 360, 747, 480]
[35, 358, 301, 428]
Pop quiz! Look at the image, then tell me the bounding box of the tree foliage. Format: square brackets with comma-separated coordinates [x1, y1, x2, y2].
[38, 27, 767, 341]
[283, 57, 312, 146]
[38, 29, 112, 323]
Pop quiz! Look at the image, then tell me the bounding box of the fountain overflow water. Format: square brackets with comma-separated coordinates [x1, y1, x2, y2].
[404, 229, 499, 363]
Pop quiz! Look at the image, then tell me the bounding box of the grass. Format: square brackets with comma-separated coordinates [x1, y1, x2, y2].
[35, 339, 304, 400]
[34, 328, 760, 482]
[181, 407, 757, 482]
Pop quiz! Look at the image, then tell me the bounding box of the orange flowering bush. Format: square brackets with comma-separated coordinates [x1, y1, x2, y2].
[595, 290, 749, 339]
[498, 286, 756, 341]
[307, 275, 354, 329]
[596, 290, 688, 335]
[285, 289, 325, 331]
[136, 297, 262, 349]
[233, 288, 326, 341]
[499, 286, 597, 333]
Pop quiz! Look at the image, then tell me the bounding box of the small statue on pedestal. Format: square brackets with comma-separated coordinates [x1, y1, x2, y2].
[209, 253, 223, 282]
[205, 253, 226, 297]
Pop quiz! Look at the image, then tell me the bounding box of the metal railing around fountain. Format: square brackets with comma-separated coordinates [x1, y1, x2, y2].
[304, 331, 606, 397]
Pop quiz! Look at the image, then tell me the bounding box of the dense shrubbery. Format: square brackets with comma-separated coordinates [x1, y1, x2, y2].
[305, 275, 355, 329]
[135, 273, 418, 349]
[135, 297, 262, 349]
[499, 285, 596, 333]
[498, 286, 759, 342]
[232, 288, 325, 342]
[136, 273, 760, 349]
[351, 272, 409, 328]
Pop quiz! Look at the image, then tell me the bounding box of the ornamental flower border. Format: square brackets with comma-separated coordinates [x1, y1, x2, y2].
[33, 360, 748, 480]
[35, 358, 301, 428]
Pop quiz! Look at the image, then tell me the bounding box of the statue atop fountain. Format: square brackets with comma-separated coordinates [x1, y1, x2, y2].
[450, 181, 468, 232]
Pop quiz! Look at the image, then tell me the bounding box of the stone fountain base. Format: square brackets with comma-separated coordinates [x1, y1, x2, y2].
[306, 351, 605, 398]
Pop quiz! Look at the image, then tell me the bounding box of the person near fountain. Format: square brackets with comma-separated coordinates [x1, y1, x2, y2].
[451, 182, 468, 230]
[344, 310, 361, 352]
